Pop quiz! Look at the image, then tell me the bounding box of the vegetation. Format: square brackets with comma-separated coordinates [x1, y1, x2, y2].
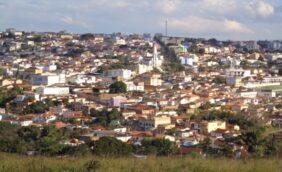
[109, 81, 127, 94]
[90, 108, 121, 127]
[0, 122, 73, 156]
[90, 137, 132, 156]
[136, 138, 177, 156]
[197, 110, 281, 157]
[0, 153, 281, 172]
[0, 121, 180, 157]
[23, 98, 58, 114]
[96, 56, 131, 74]
[0, 86, 23, 108]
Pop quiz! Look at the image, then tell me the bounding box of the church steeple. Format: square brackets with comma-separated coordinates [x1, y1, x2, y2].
[153, 43, 158, 68]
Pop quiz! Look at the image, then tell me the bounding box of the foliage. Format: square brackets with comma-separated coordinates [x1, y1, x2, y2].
[90, 137, 132, 157]
[164, 62, 185, 73]
[0, 86, 23, 108]
[90, 108, 120, 127]
[109, 81, 127, 94]
[84, 160, 101, 172]
[137, 138, 177, 156]
[23, 98, 56, 114]
[213, 76, 226, 84]
[0, 122, 72, 156]
[0, 153, 281, 172]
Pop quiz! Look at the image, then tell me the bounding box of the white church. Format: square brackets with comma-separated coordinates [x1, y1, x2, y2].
[137, 43, 164, 74]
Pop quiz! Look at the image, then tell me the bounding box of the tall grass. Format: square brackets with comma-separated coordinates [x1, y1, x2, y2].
[0, 153, 281, 172]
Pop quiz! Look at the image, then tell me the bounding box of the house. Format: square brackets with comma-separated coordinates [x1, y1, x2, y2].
[144, 73, 163, 86]
[121, 110, 136, 119]
[179, 54, 199, 65]
[138, 116, 171, 130]
[12, 114, 35, 126]
[125, 81, 144, 92]
[201, 121, 226, 133]
[0, 79, 14, 87]
[110, 96, 127, 107]
[178, 147, 203, 156]
[34, 112, 57, 123]
[29, 73, 65, 86]
[182, 138, 200, 147]
[36, 86, 69, 96]
[128, 104, 155, 115]
[269, 114, 282, 128]
[68, 74, 96, 85]
[107, 69, 132, 80]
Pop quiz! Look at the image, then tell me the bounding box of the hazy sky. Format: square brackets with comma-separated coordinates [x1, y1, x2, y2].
[0, 0, 282, 40]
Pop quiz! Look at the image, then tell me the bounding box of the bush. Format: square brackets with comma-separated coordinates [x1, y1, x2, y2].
[109, 81, 127, 94]
[84, 160, 101, 172]
[90, 137, 132, 156]
[137, 138, 177, 156]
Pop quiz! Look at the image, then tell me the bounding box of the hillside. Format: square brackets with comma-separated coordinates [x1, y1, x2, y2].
[0, 153, 281, 172]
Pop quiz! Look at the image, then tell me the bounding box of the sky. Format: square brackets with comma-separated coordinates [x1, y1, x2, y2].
[0, 0, 282, 40]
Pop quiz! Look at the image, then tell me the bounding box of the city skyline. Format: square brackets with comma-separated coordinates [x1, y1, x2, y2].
[1, 0, 282, 40]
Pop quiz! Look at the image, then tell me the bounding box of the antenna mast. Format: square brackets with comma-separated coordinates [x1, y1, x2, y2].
[165, 20, 168, 37]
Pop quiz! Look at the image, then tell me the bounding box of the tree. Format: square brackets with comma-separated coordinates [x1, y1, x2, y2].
[109, 81, 127, 94]
[264, 135, 278, 156]
[138, 138, 177, 156]
[90, 108, 120, 127]
[84, 160, 101, 172]
[24, 102, 48, 114]
[0, 86, 23, 108]
[213, 76, 226, 84]
[90, 137, 132, 156]
[241, 127, 265, 156]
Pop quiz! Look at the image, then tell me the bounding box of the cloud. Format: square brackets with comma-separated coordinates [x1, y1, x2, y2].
[168, 16, 252, 35]
[156, 0, 181, 14]
[224, 20, 253, 33]
[61, 16, 88, 27]
[0, 0, 281, 40]
[112, 0, 130, 8]
[200, 0, 237, 14]
[247, 0, 274, 18]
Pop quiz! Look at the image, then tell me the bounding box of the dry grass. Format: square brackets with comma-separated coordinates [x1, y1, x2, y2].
[0, 153, 281, 172]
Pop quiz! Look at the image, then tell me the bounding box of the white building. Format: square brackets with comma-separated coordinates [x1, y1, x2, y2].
[139, 116, 171, 130]
[36, 63, 57, 72]
[238, 91, 258, 98]
[226, 68, 251, 78]
[29, 73, 65, 86]
[36, 86, 69, 96]
[145, 74, 163, 86]
[226, 76, 242, 87]
[115, 37, 127, 45]
[125, 81, 145, 92]
[137, 64, 153, 75]
[179, 54, 199, 65]
[107, 69, 132, 80]
[68, 74, 96, 85]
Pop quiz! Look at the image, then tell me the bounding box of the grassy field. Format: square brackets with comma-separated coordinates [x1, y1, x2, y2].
[0, 153, 281, 172]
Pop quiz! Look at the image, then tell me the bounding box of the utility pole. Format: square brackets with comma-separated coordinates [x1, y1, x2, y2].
[165, 20, 168, 37]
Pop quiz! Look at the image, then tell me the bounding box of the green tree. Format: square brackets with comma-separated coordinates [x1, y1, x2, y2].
[90, 137, 132, 156]
[138, 138, 177, 156]
[109, 81, 127, 94]
[90, 108, 120, 127]
[241, 127, 265, 156]
[264, 135, 278, 156]
[37, 126, 69, 155]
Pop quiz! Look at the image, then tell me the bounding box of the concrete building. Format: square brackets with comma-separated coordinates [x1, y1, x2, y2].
[139, 116, 171, 130]
[125, 81, 144, 92]
[29, 73, 65, 86]
[36, 86, 69, 96]
[107, 69, 132, 80]
[201, 121, 226, 133]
